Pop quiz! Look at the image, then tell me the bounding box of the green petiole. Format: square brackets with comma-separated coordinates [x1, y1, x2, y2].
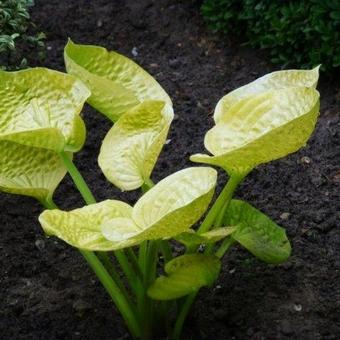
[58, 151, 143, 338]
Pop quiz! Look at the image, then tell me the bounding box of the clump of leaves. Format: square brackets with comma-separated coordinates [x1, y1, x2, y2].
[0, 41, 320, 339]
[201, 0, 340, 72]
[0, 0, 45, 70]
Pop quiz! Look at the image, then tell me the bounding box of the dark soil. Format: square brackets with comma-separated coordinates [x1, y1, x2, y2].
[0, 0, 339, 339]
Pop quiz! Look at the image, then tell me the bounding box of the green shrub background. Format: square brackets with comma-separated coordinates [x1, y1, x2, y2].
[0, 0, 44, 69]
[201, 0, 340, 72]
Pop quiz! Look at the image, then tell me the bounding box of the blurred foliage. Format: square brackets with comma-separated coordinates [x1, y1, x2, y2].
[201, 0, 340, 72]
[0, 0, 45, 70]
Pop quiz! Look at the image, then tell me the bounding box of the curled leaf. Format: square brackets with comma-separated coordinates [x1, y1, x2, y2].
[226, 200, 291, 264]
[131, 167, 217, 241]
[148, 254, 221, 300]
[39, 167, 217, 251]
[103, 167, 217, 243]
[214, 66, 320, 123]
[0, 141, 67, 203]
[64, 40, 172, 121]
[0, 68, 90, 152]
[39, 200, 133, 250]
[98, 100, 173, 191]
[191, 87, 320, 175]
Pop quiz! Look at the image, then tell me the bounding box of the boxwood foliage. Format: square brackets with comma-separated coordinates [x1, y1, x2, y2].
[0, 0, 45, 70]
[201, 0, 340, 72]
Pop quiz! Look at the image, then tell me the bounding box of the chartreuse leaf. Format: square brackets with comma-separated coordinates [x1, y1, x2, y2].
[214, 66, 320, 123]
[98, 100, 174, 191]
[129, 167, 217, 241]
[175, 227, 236, 248]
[225, 200, 291, 264]
[39, 167, 217, 251]
[0, 141, 67, 203]
[191, 87, 320, 175]
[147, 254, 221, 300]
[64, 40, 172, 121]
[39, 200, 135, 251]
[0, 68, 90, 152]
[102, 167, 217, 243]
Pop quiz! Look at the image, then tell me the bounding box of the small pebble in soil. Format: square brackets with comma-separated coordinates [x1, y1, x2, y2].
[293, 303, 302, 312]
[96, 20, 103, 27]
[34, 239, 45, 251]
[131, 47, 138, 57]
[280, 212, 290, 220]
[300, 156, 312, 164]
[47, 45, 52, 51]
[229, 268, 236, 274]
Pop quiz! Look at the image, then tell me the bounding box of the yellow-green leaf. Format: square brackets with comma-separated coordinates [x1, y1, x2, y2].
[214, 66, 320, 123]
[102, 167, 217, 244]
[39, 200, 133, 251]
[101, 217, 141, 244]
[0, 141, 67, 203]
[39, 167, 217, 251]
[148, 254, 221, 300]
[225, 200, 291, 264]
[191, 87, 320, 175]
[98, 100, 173, 191]
[64, 40, 172, 121]
[0, 68, 90, 152]
[131, 167, 217, 241]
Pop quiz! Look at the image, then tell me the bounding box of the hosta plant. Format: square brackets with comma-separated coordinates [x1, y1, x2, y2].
[0, 41, 320, 339]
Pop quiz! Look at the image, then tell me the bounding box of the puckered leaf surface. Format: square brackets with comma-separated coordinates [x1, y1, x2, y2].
[147, 254, 221, 300]
[98, 100, 173, 191]
[131, 167, 217, 241]
[103, 167, 217, 244]
[0, 141, 67, 202]
[214, 66, 320, 123]
[39, 167, 217, 251]
[64, 40, 172, 121]
[39, 200, 134, 250]
[225, 200, 291, 264]
[0, 68, 90, 152]
[191, 87, 320, 175]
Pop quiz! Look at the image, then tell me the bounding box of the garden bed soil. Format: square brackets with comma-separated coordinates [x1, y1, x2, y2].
[0, 0, 339, 339]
